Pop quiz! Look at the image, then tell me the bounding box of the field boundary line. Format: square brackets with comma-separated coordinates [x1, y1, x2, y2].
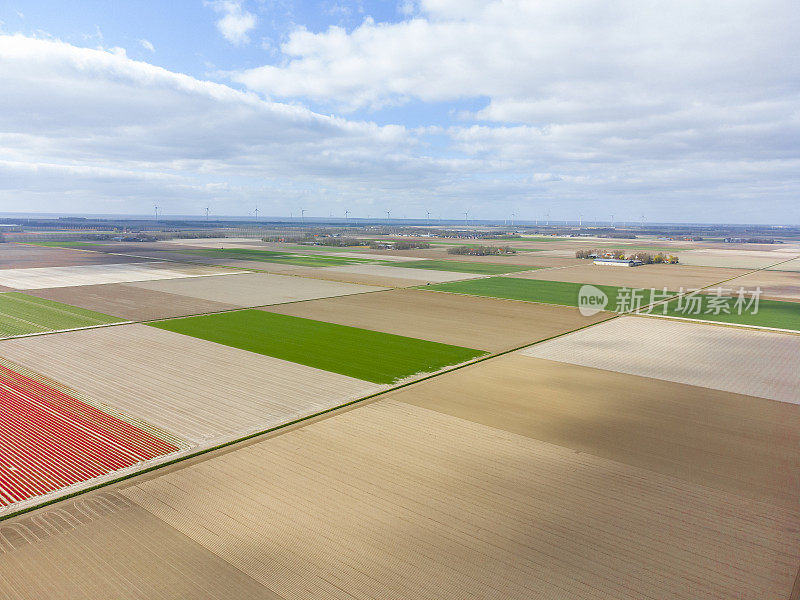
[629, 312, 800, 335]
[0, 320, 135, 341]
[0, 310, 619, 522]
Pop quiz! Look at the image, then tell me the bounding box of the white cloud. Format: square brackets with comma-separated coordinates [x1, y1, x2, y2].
[138, 38, 155, 52]
[222, 0, 800, 223]
[209, 1, 257, 45]
[0, 34, 450, 216]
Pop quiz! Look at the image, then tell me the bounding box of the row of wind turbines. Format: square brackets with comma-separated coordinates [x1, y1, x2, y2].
[152, 204, 647, 228]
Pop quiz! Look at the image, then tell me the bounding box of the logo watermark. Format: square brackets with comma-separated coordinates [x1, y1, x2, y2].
[577, 285, 761, 316]
[578, 284, 609, 316]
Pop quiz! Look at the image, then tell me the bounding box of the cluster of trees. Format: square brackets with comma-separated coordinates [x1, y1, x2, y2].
[389, 241, 430, 250]
[575, 249, 679, 263]
[448, 245, 517, 256]
[262, 235, 370, 247]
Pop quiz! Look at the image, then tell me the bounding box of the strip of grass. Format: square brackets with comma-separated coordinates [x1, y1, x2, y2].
[392, 260, 538, 275]
[0, 292, 125, 337]
[661, 295, 800, 331]
[26, 241, 102, 248]
[171, 248, 380, 267]
[149, 310, 486, 384]
[424, 277, 621, 307]
[282, 244, 372, 253]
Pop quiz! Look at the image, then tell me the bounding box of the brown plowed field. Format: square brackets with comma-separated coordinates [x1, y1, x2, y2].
[262, 288, 607, 351]
[25, 283, 240, 321]
[0, 243, 152, 269]
[511, 262, 744, 290]
[390, 353, 800, 508]
[127, 271, 384, 306]
[0, 492, 279, 599]
[114, 399, 800, 599]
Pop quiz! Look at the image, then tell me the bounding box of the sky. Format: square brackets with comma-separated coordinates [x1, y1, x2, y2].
[0, 0, 798, 224]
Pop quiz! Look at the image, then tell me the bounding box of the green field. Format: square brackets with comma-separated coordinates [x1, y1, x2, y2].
[170, 248, 381, 267]
[425, 277, 800, 331]
[424, 277, 625, 308]
[0, 292, 125, 337]
[149, 310, 486, 384]
[392, 260, 537, 275]
[661, 295, 800, 331]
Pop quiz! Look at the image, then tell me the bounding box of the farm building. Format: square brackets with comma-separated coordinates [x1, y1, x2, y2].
[593, 258, 643, 267]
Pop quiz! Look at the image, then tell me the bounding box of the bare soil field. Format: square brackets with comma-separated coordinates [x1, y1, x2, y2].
[280, 265, 443, 287]
[0, 262, 235, 289]
[767, 257, 800, 272]
[391, 353, 800, 508]
[262, 288, 607, 351]
[163, 237, 268, 249]
[511, 263, 745, 290]
[385, 247, 584, 268]
[0, 324, 383, 443]
[0, 492, 278, 599]
[729, 269, 800, 301]
[0, 243, 152, 269]
[675, 249, 793, 269]
[26, 283, 240, 321]
[116, 399, 800, 599]
[127, 271, 385, 306]
[308, 263, 483, 283]
[522, 316, 800, 404]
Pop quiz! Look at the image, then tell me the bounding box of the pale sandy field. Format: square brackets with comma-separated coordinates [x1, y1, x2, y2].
[312, 263, 482, 283]
[725, 268, 800, 301]
[262, 288, 608, 351]
[127, 271, 385, 306]
[767, 257, 800, 272]
[0, 492, 278, 599]
[112, 399, 800, 599]
[163, 237, 275, 250]
[0, 324, 383, 443]
[511, 262, 743, 290]
[676, 249, 796, 269]
[0, 262, 236, 289]
[26, 283, 240, 320]
[280, 265, 447, 287]
[521, 316, 800, 404]
[391, 353, 800, 508]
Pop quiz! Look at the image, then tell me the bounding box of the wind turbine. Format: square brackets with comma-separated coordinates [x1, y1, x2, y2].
[511, 212, 516, 227]
[386, 210, 391, 223]
[546, 210, 551, 227]
[154, 205, 158, 220]
[579, 213, 583, 228]
[345, 209, 350, 224]
[463, 209, 469, 227]
[300, 208, 306, 224]
[611, 214, 615, 228]
[205, 206, 209, 221]
[426, 210, 431, 227]
[253, 206, 259, 221]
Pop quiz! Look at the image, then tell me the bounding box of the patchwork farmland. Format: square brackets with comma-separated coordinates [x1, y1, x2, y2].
[1, 237, 800, 598]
